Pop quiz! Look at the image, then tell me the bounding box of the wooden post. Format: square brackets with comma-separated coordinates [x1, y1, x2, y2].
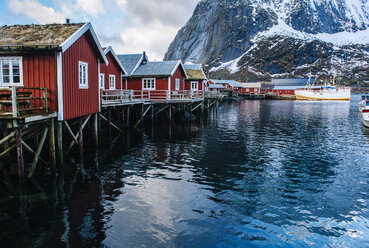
[108, 108, 112, 137]
[94, 113, 99, 148]
[168, 105, 172, 123]
[141, 104, 144, 125]
[79, 118, 83, 160]
[151, 104, 154, 120]
[57, 121, 63, 166]
[49, 119, 56, 171]
[28, 127, 49, 178]
[15, 128, 24, 180]
[126, 106, 130, 127]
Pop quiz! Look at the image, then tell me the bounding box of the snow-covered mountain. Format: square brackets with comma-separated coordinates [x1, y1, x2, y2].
[164, 0, 369, 84]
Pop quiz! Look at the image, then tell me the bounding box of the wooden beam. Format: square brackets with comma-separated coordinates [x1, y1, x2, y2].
[64, 115, 91, 155]
[134, 105, 151, 128]
[22, 140, 47, 165]
[64, 121, 79, 145]
[49, 119, 56, 170]
[0, 131, 15, 147]
[28, 127, 48, 178]
[100, 114, 122, 132]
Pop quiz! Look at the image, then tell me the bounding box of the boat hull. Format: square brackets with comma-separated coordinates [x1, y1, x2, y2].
[359, 112, 369, 128]
[295, 89, 351, 101]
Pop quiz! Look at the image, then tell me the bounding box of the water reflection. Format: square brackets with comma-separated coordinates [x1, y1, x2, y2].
[1, 96, 369, 247]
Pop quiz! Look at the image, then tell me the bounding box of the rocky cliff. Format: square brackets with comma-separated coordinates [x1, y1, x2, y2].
[164, 0, 369, 85]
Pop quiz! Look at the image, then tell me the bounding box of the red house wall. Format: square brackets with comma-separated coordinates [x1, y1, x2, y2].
[170, 66, 186, 91]
[126, 77, 169, 90]
[273, 89, 295, 96]
[100, 52, 122, 89]
[22, 53, 57, 111]
[62, 32, 100, 120]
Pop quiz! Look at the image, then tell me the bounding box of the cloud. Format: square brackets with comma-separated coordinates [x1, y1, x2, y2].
[8, 0, 65, 24]
[114, 0, 200, 60]
[75, 0, 105, 16]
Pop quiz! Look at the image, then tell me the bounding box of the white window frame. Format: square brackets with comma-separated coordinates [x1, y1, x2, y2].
[142, 78, 155, 90]
[109, 75, 116, 90]
[191, 81, 198, 91]
[0, 57, 23, 87]
[175, 78, 180, 90]
[78, 61, 88, 89]
[99, 73, 105, 89]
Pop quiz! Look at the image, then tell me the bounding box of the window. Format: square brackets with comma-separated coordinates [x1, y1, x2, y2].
[246, 88, 249, 92]
[109, 75, 116, 90]
[0, 57, 23, 86]
[79, 61, 88, 89]
[143, 78, 155, 90]
[175, 78, 180, 90]
[254, 88, 257, 92]
[99, 73, 105, 89]
[191, 81, 198, 90]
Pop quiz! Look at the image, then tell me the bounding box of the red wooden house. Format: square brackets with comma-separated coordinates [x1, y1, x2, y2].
[183, 64, 207, 91]
[117, 52, 192, 101]
[99, 46, 127, 90]
[239, 82, 261, 94]
[0, 22, 108, 121]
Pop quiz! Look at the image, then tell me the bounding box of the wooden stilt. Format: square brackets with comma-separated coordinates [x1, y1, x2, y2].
[79, 117, 83, 160]
[108, 108, 112, 137]
[15, 128, 25, 180]
[151, 104, 154, 120]
[94, 113, 99, 148]
[141, 104, 144, 124]
[49, 119, 56, 171]
[168, 105, 172, 122]
[127, 106, 130, 127]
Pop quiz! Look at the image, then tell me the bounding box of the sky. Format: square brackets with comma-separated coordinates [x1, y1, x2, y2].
[0, 0, 200, 60]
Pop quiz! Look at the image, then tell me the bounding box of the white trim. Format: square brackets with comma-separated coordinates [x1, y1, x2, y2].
[175, 78, 180, 90]
[191, 81, 198, 91]
[57, 52, 64, 121]
[125, 78, 127, 90]
[78, 61, 88, 89]
[142, 78, 155, 90]
[168, 77, 171, 92]
[99, 73, 105, 89]
[104, 46, 128, 75]
[0, 57, 24, 87]
[109, 74, 116, 90]
[60, 22, 108, 65]
[98, 58, 101, 112]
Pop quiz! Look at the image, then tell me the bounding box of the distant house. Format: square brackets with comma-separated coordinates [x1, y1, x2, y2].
[0, 22, 108, 121]
[239, 82, 261, 94]
[118, 52, 188, 100]
[209, 79, 241, 91]
[270, 78, 317, 97]
[208, 84, 224, 92]
[100, 46, 127, 90]
[183, 64, 207, 91]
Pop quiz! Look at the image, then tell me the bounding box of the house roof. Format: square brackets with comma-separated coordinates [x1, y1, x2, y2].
[273, 85, 321, 90]
[240, 82, 261, 88]
[0, 22, 108, 64]
[183, 64, 202, 70]
[117, 54, 145, 76]
[228, 81, 242, 88]
[209, 84, 224, 89]
[186, 69, 207, 80]
[132, 60, 187, 78]
[210, 79, 234, 85]
[104, 46, 128, 75]
[271, 78, 316, 86]
[0, 23, 84, 46]
[183, 63, 207, 80]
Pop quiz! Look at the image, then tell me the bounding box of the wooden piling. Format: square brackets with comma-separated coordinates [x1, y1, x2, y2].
[126, 106, 130, 127]
[168, 105, 172, 122]
[15, 128, 25, 180]
[57, 121, 63, 166]
[94, 113, 99, 148]
[141, 104, 144, 124]
[49, 119, 56, 171]
[108, 108, 112, 137]
[79, 117, 83, 160]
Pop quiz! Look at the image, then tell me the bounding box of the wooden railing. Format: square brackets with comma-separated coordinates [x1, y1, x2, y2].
[204, 91, 227, 99]
[0, 86, 48, 117]
[101, 89, 204, 106]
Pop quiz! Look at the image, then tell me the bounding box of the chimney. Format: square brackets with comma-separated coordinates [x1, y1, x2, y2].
[66, 19, 70, 24]
[142, 51, 147, 64]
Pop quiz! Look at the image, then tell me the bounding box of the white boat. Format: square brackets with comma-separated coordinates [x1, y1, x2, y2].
[359, 96, 369, 128]
[295, 74, 351, 101]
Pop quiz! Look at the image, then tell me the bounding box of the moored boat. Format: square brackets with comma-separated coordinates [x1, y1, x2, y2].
[295, 74, 351, 101]
[359, 95, 369, 128]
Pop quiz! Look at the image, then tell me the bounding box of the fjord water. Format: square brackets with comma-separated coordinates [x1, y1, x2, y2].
[2, 95, 369, 248]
